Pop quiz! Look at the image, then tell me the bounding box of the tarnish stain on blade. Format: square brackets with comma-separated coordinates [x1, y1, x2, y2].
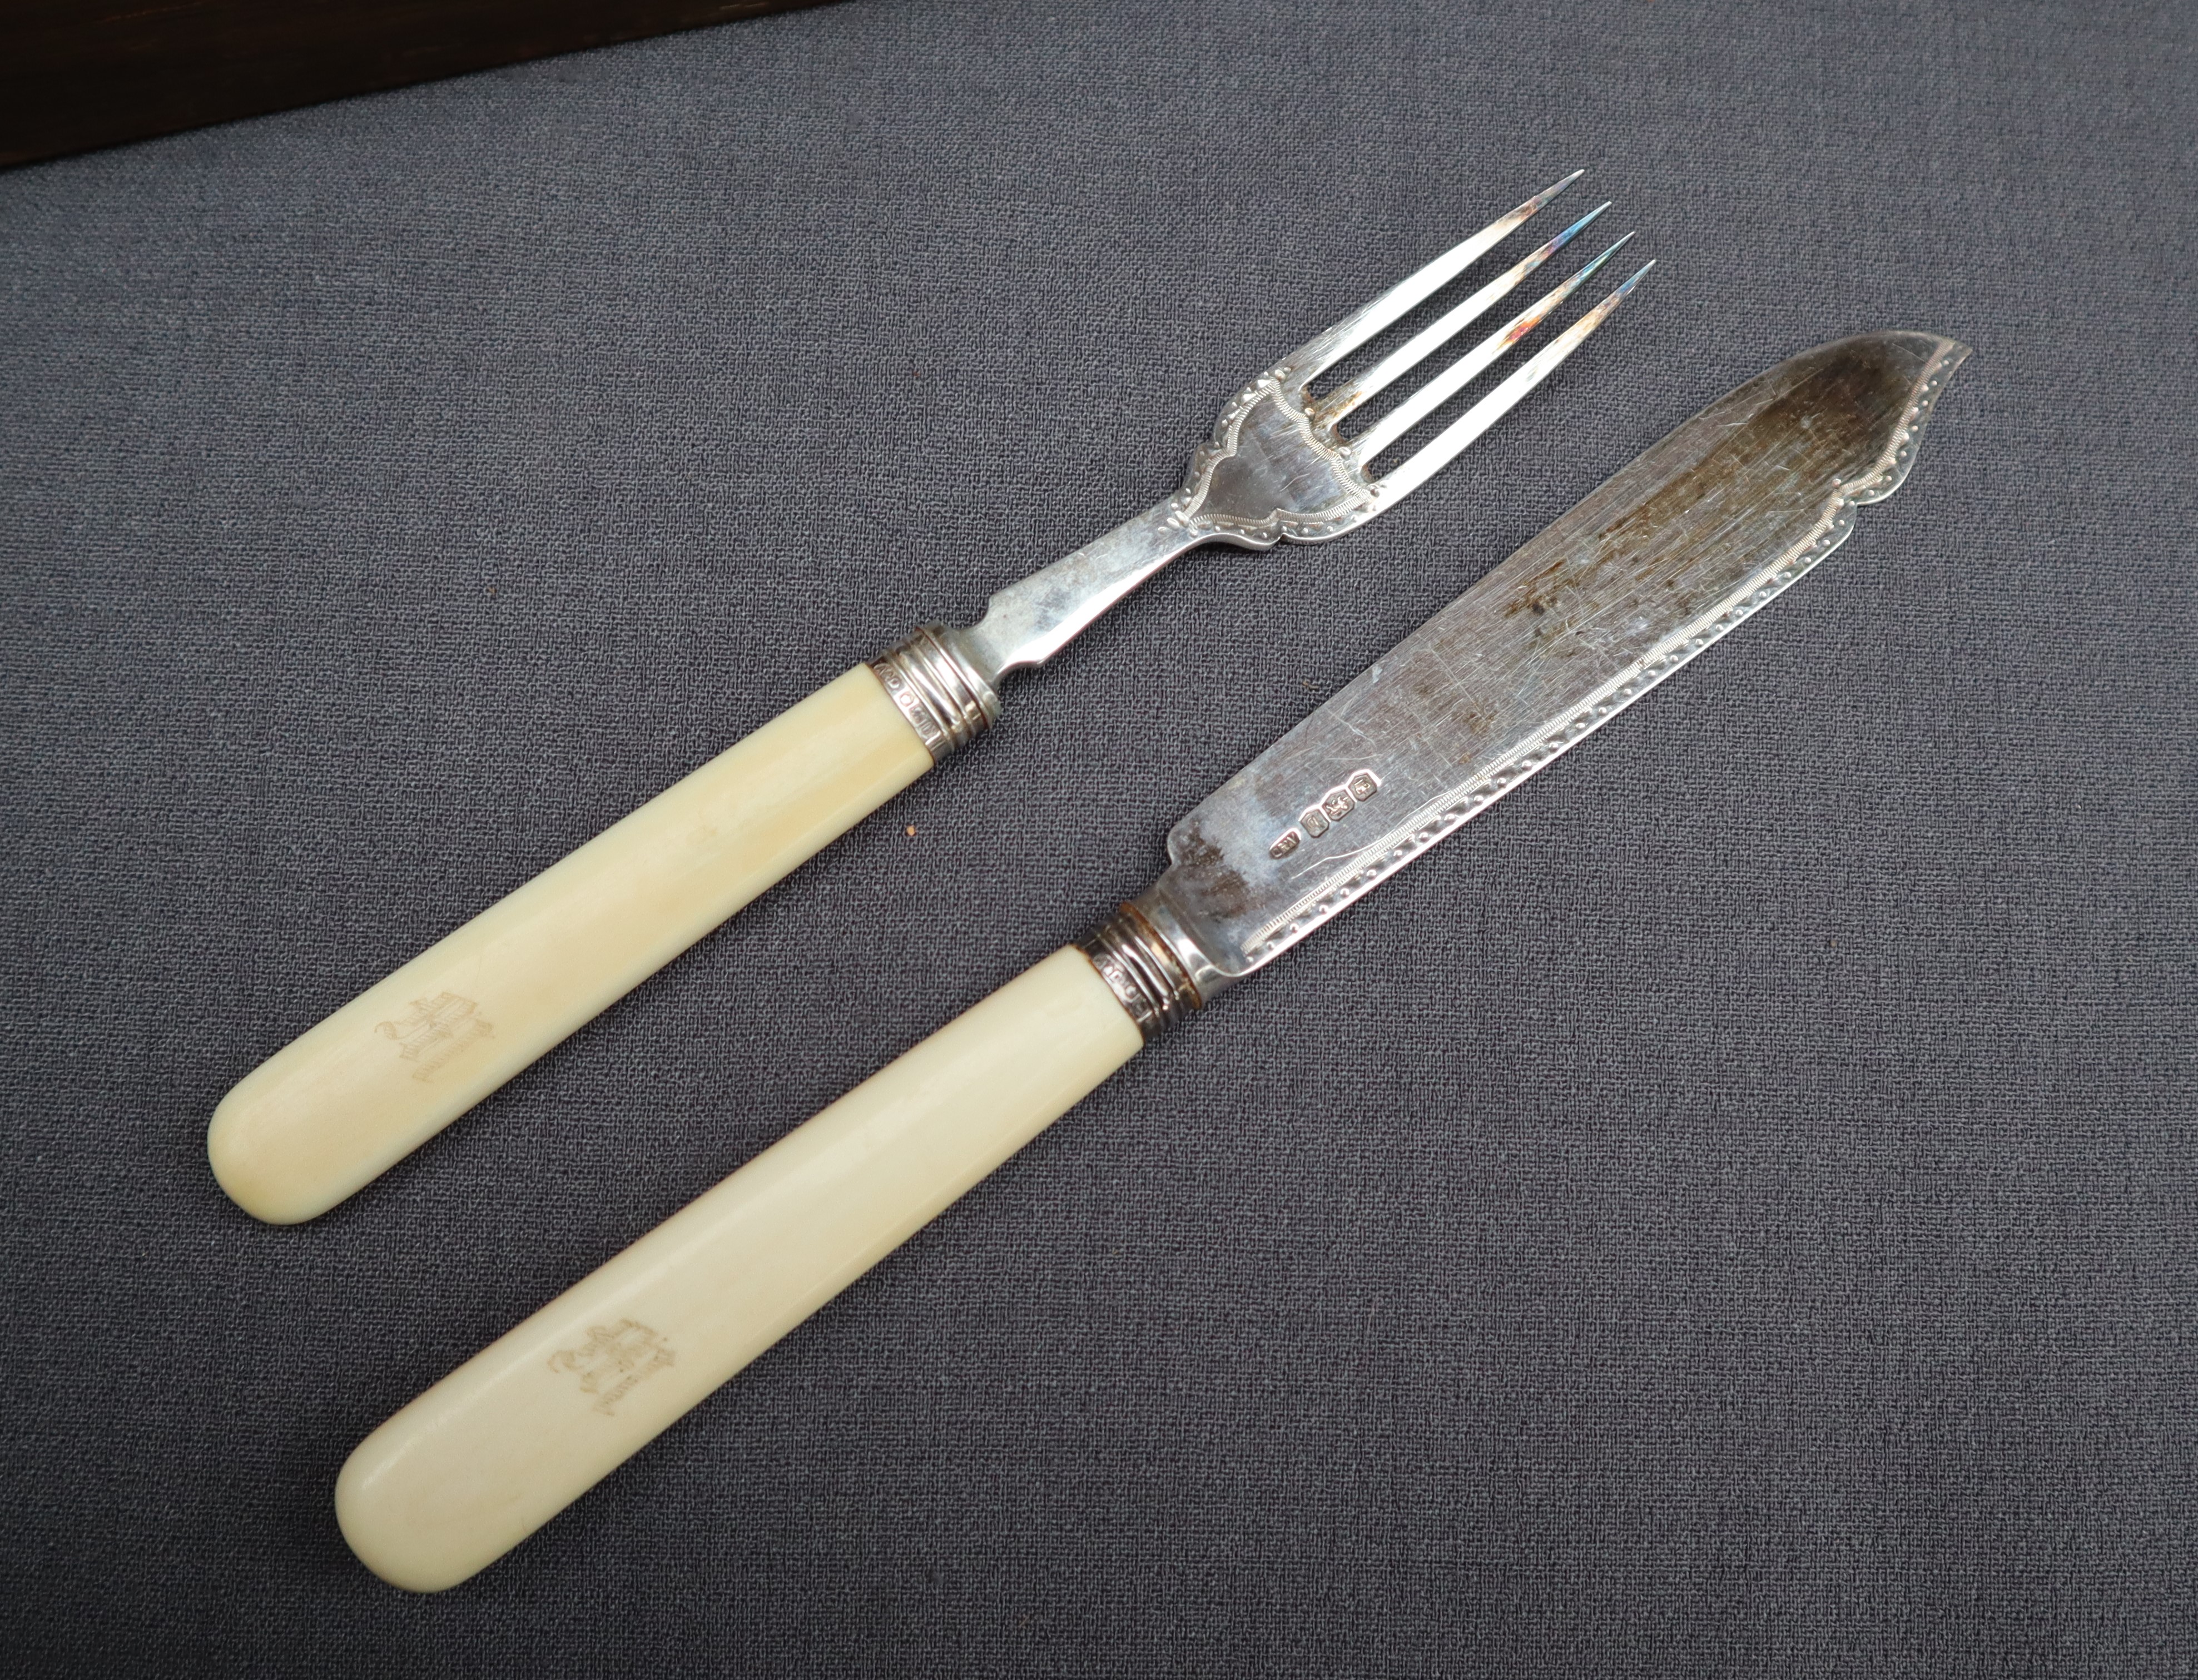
[1147, 332, 1971, 991]
[1499, 357, 1893, 643]
[1170, 823, 1251, 921]
[1597, 359, 1888, 559]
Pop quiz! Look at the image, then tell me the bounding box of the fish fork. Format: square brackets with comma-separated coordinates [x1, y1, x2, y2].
[208, 172, 1654, 1224]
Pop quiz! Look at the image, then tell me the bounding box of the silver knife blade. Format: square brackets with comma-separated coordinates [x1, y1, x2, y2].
[1129, 331, 1970, 1000]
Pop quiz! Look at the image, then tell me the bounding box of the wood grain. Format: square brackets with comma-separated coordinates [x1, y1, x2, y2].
[0, 0, 838, 170]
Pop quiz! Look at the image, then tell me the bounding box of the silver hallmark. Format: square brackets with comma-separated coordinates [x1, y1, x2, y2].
[1271, 769, 1381, 859]
[1119, 332, 1970, 1003]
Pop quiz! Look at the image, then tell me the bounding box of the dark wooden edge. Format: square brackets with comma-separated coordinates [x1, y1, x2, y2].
[1, 0, 841, 170]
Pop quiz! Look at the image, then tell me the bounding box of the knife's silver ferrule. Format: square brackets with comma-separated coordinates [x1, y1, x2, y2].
[870, 625, 1001, 764]
[1077, 901, 1205, 1041]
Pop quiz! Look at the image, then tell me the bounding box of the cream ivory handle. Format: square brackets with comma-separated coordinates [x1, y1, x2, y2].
[336, 945, 1142, 1591]
[209, 665, 933, 1225]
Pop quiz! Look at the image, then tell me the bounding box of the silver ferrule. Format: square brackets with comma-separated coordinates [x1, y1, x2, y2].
[1077, 902, 1202, 1042]
[868, 625, 1002, 764]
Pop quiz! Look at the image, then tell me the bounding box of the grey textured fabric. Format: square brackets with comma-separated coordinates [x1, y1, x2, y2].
[2, 0, 2192, 1672]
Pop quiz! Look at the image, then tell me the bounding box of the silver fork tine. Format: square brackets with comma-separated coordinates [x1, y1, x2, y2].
[1371, 261, 1656, 507]
[1289, 170, 1584, 378]
[949, 191, 1649, 687]
[1315, 203, 1612, 426]
[1349, 234, 1635, 464]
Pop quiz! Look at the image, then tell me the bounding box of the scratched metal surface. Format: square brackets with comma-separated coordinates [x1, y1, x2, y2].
[1, 0, 2194, 1675]
[1156, 334, 1967, 985]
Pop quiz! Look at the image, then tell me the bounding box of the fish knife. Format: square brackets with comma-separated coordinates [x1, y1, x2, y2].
[334, 330, 1969, 1590]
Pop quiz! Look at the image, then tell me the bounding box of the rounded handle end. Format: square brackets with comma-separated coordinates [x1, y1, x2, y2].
[336, 1426, 499, 1593]
[208, 1080, 349, 1225]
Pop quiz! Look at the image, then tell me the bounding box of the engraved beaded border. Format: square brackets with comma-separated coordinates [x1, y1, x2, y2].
[1238, 340, 1968, 964]
[1078, 903, 1201, 1041]
[1842, 339, 1966, 505]
[869, 625, 1002, 764]
[1169, 374, 1378, 545]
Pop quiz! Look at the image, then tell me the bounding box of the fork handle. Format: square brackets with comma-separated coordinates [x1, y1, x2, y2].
[335, 944, 1145, 1592]
[209, 664, 935, 1225]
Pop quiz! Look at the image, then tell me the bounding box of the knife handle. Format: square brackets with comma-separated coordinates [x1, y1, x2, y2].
[209, 665, 935, 1225]
[335, 945, 1144, 1592]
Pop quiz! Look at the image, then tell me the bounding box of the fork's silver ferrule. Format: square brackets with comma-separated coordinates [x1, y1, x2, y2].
[869, 624, 1001, 763]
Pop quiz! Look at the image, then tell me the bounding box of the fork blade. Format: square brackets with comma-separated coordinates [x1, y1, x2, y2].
[1350, 234, 1635, 465]
[1318, 205, 1615, 428]
[1370, 261, 1655, 508]
[1288, 170, 1585, 379]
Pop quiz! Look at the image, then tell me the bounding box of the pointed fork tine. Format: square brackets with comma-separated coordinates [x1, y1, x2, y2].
[1350, 234, 1635, 465]
[1316, 202, 1612, 426]
[1370, 261, 1656, 508]
[1289, 170, 1584, 379]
